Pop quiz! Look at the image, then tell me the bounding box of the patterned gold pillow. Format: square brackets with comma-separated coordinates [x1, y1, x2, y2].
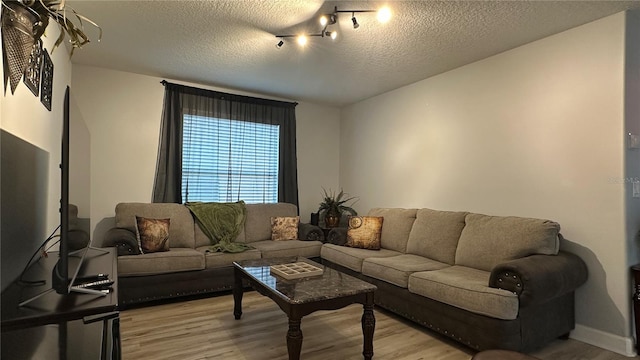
[346, 216, 383, 250]
[271, 216, 299, 241]
[135, 216, 170, 253]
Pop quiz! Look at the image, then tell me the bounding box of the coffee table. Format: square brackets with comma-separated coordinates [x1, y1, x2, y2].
[233, 257, 377, 360]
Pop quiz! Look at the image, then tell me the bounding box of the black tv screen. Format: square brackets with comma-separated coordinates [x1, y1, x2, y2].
[52, 86, 72, 294]
[52, 86, 92, 294]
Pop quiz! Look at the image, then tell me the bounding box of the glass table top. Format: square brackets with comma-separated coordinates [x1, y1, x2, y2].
[234, 257, 377, 304]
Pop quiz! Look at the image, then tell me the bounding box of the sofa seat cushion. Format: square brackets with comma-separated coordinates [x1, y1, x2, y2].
[321, 243, 401, 272]
[455, 213, 560, 272]
[118, 248, 204, 276]
[196, 246, 262, 269]
[251, 240, 323, 259]
[362, 254, 449, 288]
[405, 208, 468, 265]
[408, 265, 518, 320]
[367, 208, 417, 253]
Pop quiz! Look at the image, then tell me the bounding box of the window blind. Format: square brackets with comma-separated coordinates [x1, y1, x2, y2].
[182, 114, 280, 203]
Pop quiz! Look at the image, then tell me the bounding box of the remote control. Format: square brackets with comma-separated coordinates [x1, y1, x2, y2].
[74, 273, 109, 284]
[73, 279, 114, 289]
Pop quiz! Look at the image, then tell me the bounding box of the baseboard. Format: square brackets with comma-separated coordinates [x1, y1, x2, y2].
[570, 324, 637, 357]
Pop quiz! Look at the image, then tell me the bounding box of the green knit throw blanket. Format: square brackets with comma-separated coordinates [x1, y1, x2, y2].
[185, 201, 252, 253]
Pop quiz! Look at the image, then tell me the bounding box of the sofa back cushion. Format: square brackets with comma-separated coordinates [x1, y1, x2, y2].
[244, 203, 298, 243]
[406, 209, 468, 265]
[367, 208, 417, 253]
[454, 213, 560, 272]
[115, 203, 195, 248]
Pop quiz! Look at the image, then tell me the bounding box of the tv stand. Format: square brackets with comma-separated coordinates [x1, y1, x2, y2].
[1, 248, 120, 359]
[19, 246, 111, 307]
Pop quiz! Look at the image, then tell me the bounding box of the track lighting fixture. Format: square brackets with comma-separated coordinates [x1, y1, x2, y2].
[351, 13, 359, 29]
[274, 5, 391, 48]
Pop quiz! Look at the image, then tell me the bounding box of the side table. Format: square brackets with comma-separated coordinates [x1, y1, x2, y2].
[632, 264, 640, 354]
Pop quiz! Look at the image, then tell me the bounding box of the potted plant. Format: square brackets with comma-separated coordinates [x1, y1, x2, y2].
[318, 188, 358, 228]
[1, 0, 101, 93]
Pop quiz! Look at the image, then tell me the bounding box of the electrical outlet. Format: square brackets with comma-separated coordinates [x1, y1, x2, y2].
[634, 181, 640, 198]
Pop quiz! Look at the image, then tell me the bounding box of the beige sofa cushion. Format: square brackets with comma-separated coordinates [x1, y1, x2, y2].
[406, 209, 468, 265]
[196, 247, 262, 269]
[244, 203, 298, 243]
[362, 254, 449, 288]
[367, 208, 417, 253]
[455, 213, 560, 272]
[251, 240, 323, 259]
[408, 265, 518, 320]
[320, 243, 401, 272]
[115, 203, 195, 248]
[118, 248, 204, 276]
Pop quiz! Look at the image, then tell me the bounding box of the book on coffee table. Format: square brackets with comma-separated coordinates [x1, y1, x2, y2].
[270, 262, 324, 280]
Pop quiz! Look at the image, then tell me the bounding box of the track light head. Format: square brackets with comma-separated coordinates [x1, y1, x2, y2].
[325, 31, 337, 40]
[297, 35, 308, 46]
[351, 14, 359, 29]
[276, 39, 284, 49]
[377, 7, 391, 23]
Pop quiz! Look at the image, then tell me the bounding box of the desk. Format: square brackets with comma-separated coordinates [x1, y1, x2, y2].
[1, 247, 120, 359]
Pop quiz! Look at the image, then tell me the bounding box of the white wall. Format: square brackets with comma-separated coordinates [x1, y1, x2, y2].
[70, 65, 341, 240]
[341, 12, 635, 355]
[1, 26, 72, 237]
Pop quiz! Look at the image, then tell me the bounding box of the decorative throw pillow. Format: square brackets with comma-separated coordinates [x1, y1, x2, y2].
[135, 216, 170, 253]
[345, 216, 383, 250]
[271, 216, 299, 241]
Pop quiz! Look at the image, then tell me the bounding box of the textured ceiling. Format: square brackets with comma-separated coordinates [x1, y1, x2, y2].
[67, 1, 640, 107]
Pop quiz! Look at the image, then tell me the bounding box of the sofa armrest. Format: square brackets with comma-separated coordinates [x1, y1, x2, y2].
[299, 223, 324, 242]
[327, 227, 348, 246]
[103, 228, 140, 256]
[489, 251, 588, 307]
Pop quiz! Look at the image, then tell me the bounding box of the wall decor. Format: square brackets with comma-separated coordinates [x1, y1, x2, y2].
[23, 40, 43, 96]
[40, 49, 53, 111]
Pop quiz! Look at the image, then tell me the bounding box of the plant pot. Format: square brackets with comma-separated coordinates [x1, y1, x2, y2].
[325, 214, 340, 228]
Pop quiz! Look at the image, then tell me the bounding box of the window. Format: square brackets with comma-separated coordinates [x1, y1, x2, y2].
[153, 82, 298, 206]
[181, 115, 280, 203]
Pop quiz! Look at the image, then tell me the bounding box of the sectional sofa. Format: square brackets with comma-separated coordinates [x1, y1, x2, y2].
[103, 202, 324, 306]
[103, 202, 587, 353]
[322, 208, 588, 352]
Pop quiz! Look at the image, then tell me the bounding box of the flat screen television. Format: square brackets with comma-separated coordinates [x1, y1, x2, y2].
[51, 86, 96, 295]
[52, 85, 78, 294]
[16, 86, 102, 306]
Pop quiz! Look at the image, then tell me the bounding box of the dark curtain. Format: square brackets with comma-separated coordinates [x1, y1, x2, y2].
[152, 81, 299, 207]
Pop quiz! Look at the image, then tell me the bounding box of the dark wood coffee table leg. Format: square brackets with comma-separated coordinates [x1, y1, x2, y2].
[286, 317, 303, 360]
[361, 292, 375, 360]
[233, 267, 243, 320]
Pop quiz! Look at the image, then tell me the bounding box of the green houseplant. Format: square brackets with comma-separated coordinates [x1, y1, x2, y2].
[318, 188, 358, 228]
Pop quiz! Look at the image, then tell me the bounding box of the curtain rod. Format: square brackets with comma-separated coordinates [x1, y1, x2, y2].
[160, 80, 298, 107]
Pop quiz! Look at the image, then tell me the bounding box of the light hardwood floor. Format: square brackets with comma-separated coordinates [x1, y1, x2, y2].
[120, 292, 632, 360]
